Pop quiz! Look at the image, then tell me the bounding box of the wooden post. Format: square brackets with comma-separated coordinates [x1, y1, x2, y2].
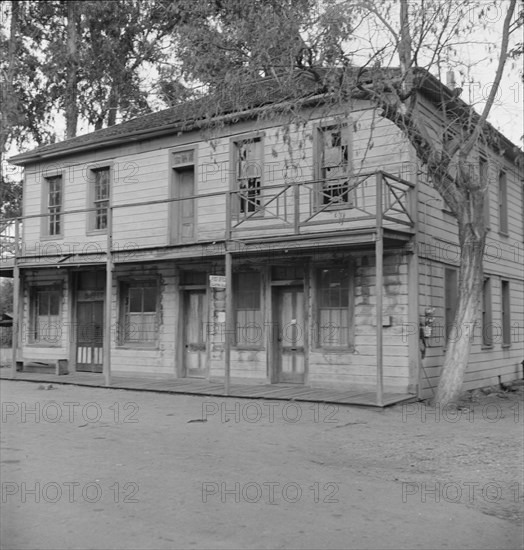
[224, 250, 232, 396]
[375, 173, 384, 407]
[11, 219, 20, 379]
[104, 206, 113, 386]
[224, 189, 232, 396]
[294, 182, 300, 235]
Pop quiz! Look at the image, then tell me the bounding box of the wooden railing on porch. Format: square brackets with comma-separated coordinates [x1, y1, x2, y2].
[227, 171, 415, 238]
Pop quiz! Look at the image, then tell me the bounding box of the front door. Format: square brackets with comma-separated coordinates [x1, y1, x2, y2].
[76, 300, 104, 373]
[183, 290, 208, 377]
[172, 167, 195, 243]
[274, 286, 306, 383]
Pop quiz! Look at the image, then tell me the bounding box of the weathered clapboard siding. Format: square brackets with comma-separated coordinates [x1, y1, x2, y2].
[410, 93, 523, 399]
[109, 264, 178, 375]
[13, 85, 521, 398]
[417, 255, 524, 400]
[20, 100, 416, 256]
[204, 251, 413, 392]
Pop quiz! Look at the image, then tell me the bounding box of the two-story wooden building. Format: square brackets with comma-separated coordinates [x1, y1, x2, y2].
[5, 71, 523, 404]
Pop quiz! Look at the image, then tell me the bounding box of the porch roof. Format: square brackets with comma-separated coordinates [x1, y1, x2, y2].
[9, 227, 412, 269]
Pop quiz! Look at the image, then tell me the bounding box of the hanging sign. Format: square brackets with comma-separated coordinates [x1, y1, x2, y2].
[209, 275, 226, 289]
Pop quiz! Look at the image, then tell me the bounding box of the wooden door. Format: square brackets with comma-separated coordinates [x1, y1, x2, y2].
[274, 286, 306, 383]
[183, 290, 208, 377]
[76, 300, 103, 373]
[172, 167, 195, 243]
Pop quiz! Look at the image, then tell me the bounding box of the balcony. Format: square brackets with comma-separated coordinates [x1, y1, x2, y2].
[227, 170, 415, 249]
[0, 170, 416, 273]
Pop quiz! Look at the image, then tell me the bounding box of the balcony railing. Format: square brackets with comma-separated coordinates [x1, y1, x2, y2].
[227, 171, 415, 239]
[1, 170, 415, 270]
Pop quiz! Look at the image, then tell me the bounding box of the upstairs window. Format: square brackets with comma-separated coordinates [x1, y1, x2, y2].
[44, 175, 63, 236]
[89, 167, 110, 232]
[317, 123, 353, 206]
[498, 171, 508, 234]
[235, 138, 262, 214]
[479, 158, 490, 229]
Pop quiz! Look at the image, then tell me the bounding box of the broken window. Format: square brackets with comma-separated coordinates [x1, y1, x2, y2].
[236, 138, 262, 213]
[318, 124, 353, 206]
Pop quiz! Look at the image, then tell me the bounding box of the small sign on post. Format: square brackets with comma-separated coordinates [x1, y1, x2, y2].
[209, 275, 227, 289]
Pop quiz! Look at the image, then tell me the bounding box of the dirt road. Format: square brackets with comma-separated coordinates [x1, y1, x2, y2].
[1, 379, 522, 549]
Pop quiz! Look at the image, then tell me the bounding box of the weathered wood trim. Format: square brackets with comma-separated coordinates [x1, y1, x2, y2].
[168, 144, 199, 246]
[39, 167, 67, 241]
[83, 160, 115, 236]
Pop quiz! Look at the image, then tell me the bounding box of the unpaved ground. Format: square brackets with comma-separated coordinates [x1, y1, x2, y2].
[0, 378, 522, 550]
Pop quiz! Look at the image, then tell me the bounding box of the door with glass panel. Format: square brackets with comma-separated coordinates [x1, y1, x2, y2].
[274, 286, 306, 383]
[76, 272, 105, 373]
[183, 290, 208, 377]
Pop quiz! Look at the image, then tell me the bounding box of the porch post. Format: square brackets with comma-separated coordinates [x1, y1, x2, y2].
[11, 218, 20, 379]
[224, 189, 232, 395]
[375, 173, 384, 406]
[225, 250, 232, 396]
[104, 206, 113, 386]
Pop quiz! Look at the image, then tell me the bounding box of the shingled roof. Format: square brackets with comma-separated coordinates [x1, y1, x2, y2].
[9, 68, 522, 166]
[9, 73, 327, 165]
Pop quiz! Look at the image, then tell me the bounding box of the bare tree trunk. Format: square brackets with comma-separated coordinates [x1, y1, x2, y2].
[435, 219, 485, 405]
[65, 1, 78, 139]
[107, 86, 119, 127]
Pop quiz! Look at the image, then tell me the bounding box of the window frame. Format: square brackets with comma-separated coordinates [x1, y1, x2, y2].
[118, 278, 160, 348]
[444, 267, 459, 346]
[498, 170, 508, 235]
[313, 265, 354, 351]
[169, 145, 198, 244]
[481, 276, 493, 348]
[233, 271, 264, 349]
[479, 156, 490, 231]
[501, 279, 511, 347]
[314, 120, 354, 210]
[41, 169, 65, 239]
[230, 132, 265, 217]
[28, 284, 63, 346]
[86, 162, 113, 235]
